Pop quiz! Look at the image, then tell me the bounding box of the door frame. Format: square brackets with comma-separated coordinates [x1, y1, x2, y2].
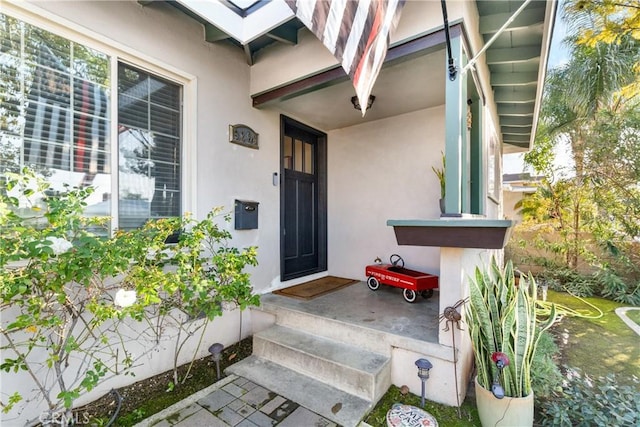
[280, 115, 327, 281]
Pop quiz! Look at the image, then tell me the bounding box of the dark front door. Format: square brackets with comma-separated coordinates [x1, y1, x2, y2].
[281, 116, 327, 281]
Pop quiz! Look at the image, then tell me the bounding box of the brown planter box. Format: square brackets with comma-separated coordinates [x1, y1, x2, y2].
[387, 218, 514, 249]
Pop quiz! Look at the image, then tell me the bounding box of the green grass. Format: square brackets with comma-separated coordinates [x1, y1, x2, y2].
[365, 291, 639, 427]
[626, 308, 640, 326]
[363, 385, 480, 427]
[546, 290, 640, 386]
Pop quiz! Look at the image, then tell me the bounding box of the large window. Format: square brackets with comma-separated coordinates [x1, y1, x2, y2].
[118, 64, 181, 230]
[0, 13, 183, 231]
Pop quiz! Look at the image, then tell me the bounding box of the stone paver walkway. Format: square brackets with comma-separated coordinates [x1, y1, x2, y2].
[135, 375, 339, 427]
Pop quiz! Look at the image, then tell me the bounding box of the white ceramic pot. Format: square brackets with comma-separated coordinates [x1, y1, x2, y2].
[475, 377, 534, 427]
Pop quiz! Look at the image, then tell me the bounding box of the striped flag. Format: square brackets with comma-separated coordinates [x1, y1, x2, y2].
[285, 0, 405, 116]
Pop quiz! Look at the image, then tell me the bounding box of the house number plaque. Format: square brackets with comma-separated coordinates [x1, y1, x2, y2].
[229, 124, 259, 149]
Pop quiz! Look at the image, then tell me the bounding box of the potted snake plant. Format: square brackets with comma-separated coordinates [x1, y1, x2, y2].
[431, 151, 445, 214]
[465, 257, 556, 427]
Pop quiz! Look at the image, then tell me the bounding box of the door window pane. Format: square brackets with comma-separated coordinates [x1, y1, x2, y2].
[304, 142, 313, 174]
[283, 136, 293, 169]
[294, 138, 303, 172]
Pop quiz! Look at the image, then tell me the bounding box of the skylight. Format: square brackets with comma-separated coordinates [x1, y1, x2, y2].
[176, 0, 293, 44]
[228, 0, 262, 10]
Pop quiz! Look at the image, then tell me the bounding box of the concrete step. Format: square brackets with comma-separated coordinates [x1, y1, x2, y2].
[259, 301, 393, 356]
[226, 356, 374, 427]
[254, 325, 390, 401]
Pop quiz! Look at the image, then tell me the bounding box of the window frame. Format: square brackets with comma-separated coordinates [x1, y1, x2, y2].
[4, 2, 197, 235]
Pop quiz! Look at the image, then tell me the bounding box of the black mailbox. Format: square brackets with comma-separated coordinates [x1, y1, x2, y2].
[235, 200, 259, 230]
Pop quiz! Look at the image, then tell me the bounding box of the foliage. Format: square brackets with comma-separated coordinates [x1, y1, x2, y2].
[0, 170, 259, 422]
[513, 242, 640, 303]
[123, 209, 259, 385]
[530, 331, 563, 400]
[0, 170, 142, 421]
[537, 266, 598, 297]
[565, 0, 640, 106]
[594, 267, 640, 305]
[521, 3, 640, 301]
[363, 385, 480, 427]
[537, 369, 640, 427]
[465, 257, 556, 398]
[431, 151, 445, 199]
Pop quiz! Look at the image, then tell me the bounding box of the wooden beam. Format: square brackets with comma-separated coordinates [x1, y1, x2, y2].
[491, 72, 538, 86]
[500, 116, 534, 127]
[504, 141, 530, 148]
[266, 26, 298, 45]
[252, 25, 459, 107]
[480, 10, 544, 34]
[497, 104, 534, 116]
[244, 43, 254, 66]
[503, 134, 532, 143]
[204, 24, 230, 43]
[486, 47, 540, 64]
[502, 126, 532, 135]
[494, 88, 536, 103]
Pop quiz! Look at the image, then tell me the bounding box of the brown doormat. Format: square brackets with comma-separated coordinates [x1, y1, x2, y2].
[273, 276, 359, 300]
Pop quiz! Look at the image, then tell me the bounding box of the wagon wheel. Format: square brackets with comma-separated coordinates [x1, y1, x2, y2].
[367, 276, 380, 291]
[390, 254, 404, 268]
[421, 289, 434, 299]
[403, 288, 417, 303]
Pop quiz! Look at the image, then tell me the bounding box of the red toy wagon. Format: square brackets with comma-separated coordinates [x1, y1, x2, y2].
[365, 254, 439, 303]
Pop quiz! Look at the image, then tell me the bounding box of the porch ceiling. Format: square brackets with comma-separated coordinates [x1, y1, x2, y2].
[269, 49, 447, 131]
[146, 1, 555, 148]
[476, 0, 556, 153]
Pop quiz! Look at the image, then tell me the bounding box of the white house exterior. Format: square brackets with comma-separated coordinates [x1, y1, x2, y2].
[0, 0, 555, 424]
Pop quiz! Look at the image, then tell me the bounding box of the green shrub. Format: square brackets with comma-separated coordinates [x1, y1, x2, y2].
[536, 268, 596, 296]
[538, 368, 640, 426]
[531, 331, 563, 399]
[595, 268, 640, 305]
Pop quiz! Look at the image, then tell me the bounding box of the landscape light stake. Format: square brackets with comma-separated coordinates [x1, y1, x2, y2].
[208, 343, 224, 380]
[415, 358, 433, 407]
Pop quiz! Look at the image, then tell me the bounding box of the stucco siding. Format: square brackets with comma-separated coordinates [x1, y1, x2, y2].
[327, 106, 445, 280]
[23, 0, 284, 292]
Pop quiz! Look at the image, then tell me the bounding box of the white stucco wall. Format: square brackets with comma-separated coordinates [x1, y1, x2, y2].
[2, 1, 281, 423]
[327, 106, 445, 280]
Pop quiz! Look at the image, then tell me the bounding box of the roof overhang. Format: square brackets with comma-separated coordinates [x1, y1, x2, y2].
[476, 0, 557, 153]
[148, 1, 557, 145]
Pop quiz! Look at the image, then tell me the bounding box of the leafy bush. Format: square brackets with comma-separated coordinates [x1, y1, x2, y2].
[531, 331, 563, 399]
[544, 268, 597, 297]
[538, 368, 640, 426]
[0, 170, 259, 422]
[595, 268, 640, 305]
